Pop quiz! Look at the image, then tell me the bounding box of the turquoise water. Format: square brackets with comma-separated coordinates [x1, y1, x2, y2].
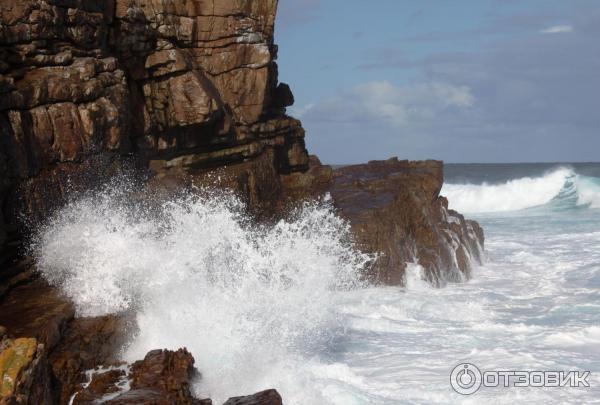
[316, 164, 600, 404]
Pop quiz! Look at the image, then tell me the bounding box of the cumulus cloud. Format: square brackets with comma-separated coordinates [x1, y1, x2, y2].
[298, 81, 474, 127]
[282, 2, 600, 163]
[288, 103, 315, 118]
[540, 24, 573, 34]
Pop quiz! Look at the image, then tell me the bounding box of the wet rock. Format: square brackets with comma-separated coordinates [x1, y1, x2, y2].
[0, 278, 74, 350]
[283, 157, 484, 285]
[223, 389, 283, 405]
[329, 158, 484, 285]
[0, 336, 52, 404]
[49, 314, 131, 405]
[102, 348, 201, 405]
[70, 368, 127, 404]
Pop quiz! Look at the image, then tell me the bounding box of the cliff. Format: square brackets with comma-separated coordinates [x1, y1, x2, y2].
[0, 0, 308, 271]
[283, 157, 484, 286]
[0, 1, 483, 404]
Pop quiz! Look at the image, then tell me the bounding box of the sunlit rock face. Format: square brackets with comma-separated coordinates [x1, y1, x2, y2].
[0, 2, 486, 404]
[0, 0, 308, 257]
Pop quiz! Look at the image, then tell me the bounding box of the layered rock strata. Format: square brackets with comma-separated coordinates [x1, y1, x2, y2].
[330, 158, 483, 285]
[282, 157, 484, 285]
[0, 0, 308, 274]
[0, 1, 484, 404]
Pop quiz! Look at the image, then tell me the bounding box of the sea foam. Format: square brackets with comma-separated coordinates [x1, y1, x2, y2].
[32, 183, 371, 403]
[442, 167, 600, 213]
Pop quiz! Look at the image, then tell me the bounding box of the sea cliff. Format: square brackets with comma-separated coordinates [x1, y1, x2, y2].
[0, 1, 483, 403]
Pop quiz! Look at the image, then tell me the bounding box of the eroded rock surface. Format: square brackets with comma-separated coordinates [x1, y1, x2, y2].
[50, 314, 131, 404]
[331, 158, 483, 285]
[0, 336, 51, 404]
[0, 1, 485, 404]
[0, 0, 308, 268]
[99, 348, 200, 405]
[223, 389, 282, 405]
[284, 157, 484, 286]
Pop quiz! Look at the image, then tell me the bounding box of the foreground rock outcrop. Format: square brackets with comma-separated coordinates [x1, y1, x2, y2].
[330, 158, 483, 285]
[0, 273, 282, 404]
[0, 335, 51, 404]
[283, 157, 484, 285]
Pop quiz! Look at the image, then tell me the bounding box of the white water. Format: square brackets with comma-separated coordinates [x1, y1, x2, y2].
[33, 171, 600, 404]
[441, 168, 600, 213]
[33, 186, 371, 403]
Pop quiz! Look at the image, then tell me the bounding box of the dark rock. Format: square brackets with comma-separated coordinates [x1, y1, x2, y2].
[103, 348, 200, 405]
[70, 368, 127, 404]
[282, 157, 484, 285]
[223, 389, 283, 405]
[329, 158, 484, 285]
[272, 83, 294, 108]
[49, 314, 131, 404]
[0, 278, 74, 350]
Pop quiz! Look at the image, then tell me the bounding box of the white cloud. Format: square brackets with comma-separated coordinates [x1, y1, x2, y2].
[540, 25, 573, 34]
[305, 81, 474, 127]
[288, 103, 315, 118]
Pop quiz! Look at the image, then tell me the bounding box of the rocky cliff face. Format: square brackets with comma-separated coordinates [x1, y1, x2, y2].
[282, 157, 484, 286]
[329, 159, 483, 285]
[0, 0, 308, 270]
[0, 1, 484, 404]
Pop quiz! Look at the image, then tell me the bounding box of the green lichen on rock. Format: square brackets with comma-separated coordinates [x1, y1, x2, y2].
[0, 337, 37, 396]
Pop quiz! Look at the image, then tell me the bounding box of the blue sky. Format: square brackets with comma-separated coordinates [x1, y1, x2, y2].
[275, 0, 600, 163]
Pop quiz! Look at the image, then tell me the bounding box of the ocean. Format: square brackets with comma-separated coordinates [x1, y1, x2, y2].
[34, 163, 600, 404]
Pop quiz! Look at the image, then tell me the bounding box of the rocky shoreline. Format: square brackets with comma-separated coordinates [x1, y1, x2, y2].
[0, 1, 483, 403]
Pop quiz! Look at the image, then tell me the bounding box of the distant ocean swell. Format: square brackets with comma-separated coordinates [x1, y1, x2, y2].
[442, 167, 600, 213]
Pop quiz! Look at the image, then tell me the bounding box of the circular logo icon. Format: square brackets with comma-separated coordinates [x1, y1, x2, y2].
[450, 363, 482, 395]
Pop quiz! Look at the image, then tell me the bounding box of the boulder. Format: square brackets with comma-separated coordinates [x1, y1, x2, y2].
[223, 389, 283, 405]
[283, 157, 484, 286]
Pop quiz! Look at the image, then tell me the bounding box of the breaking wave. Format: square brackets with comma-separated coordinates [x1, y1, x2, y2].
[442, 167, 600, 213]
[31, 183, 371, 403]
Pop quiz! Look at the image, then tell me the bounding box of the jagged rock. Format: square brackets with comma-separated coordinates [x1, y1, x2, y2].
[0, 0, 308, 262]
[0, 336, 52, 404]
[70, 368, 127, 404]
[101, 349, 200, 405]
[0, 272, 132, 404]
[328, 158, 484, 285]
[49, 315, 131, 404]
[282, 157, 484, 285]
[223, 389, 283, 405]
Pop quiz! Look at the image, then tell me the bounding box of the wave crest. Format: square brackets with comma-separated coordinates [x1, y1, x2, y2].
[442, 168, 600, 213]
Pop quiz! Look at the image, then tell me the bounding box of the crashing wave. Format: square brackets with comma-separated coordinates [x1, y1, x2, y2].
[442, 167, 600, 213]
[31, 183, 371, 403]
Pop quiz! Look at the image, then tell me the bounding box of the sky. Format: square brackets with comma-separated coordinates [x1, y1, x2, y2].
[275, 0, 600, 164]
